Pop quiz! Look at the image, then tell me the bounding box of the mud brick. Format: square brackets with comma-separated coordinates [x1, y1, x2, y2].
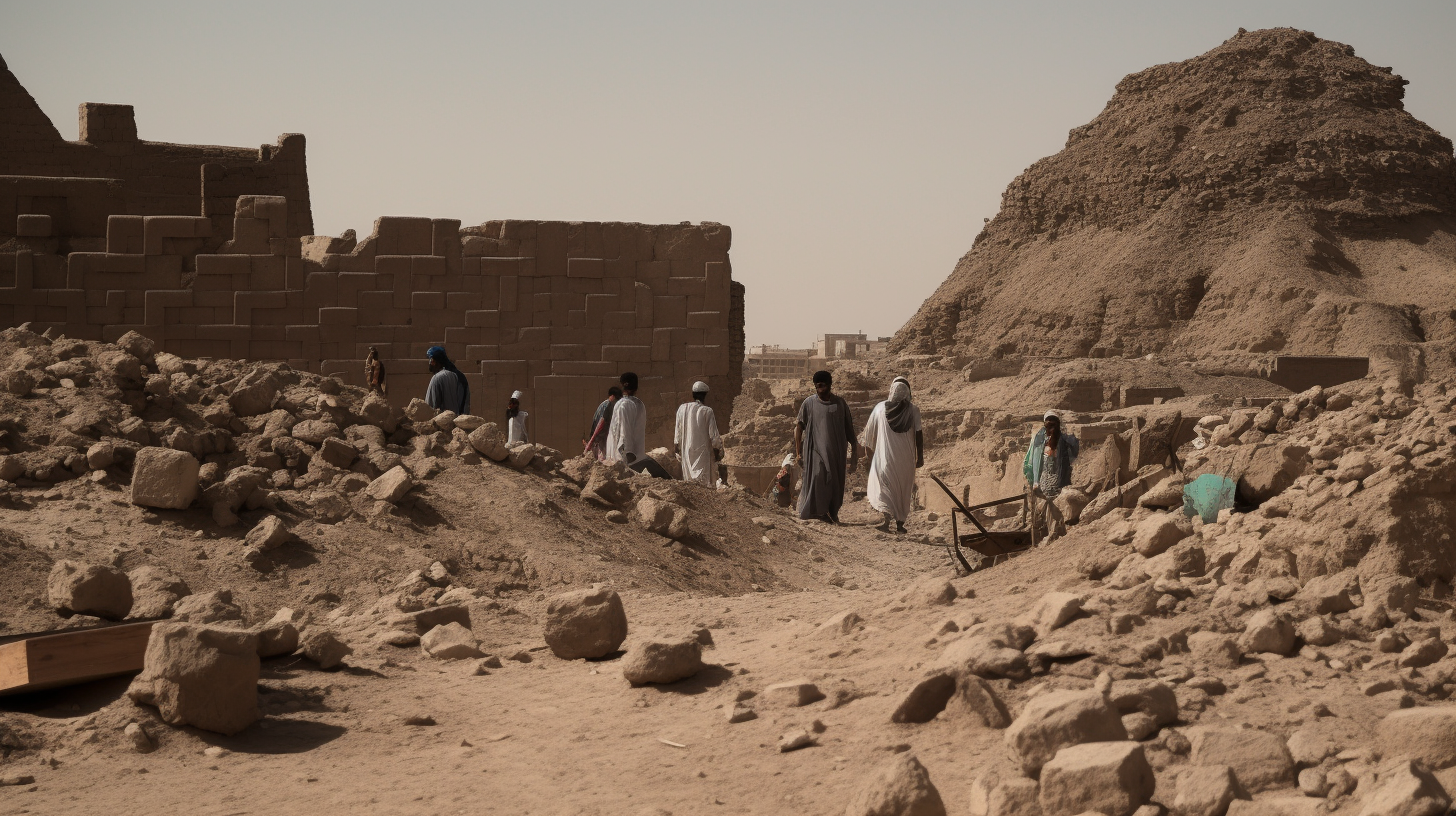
[107, 215, 144, 253]
[568, 310, 586, 328]
[686, 310, 723, 329]
[144, 290, 192, 325]
[603, 258, 636, 279]
[603, 345, 652, 363]
[653, 296, 688, 327]
[446, 291, 482, 311]
[567, 258, 604, 278]
[196, 253, 251, 276]
[597, 310, 633, 331]
[536, 221, 568, 277]
[16, 213, 51, 237]
[375, 254, 412, 278]
[319, 322, 357, 344]
[100, 253, 146, 274]
[411, 291, 445, 311]
[250, 341, 301, 359]
[551, 360, 618, 376]
[548, 343, 591, 360]
[232, 217, 270, 249]
[286, 325, 321, 343]
[532, 292, 552, 314]
[413, 255, 446, 277]
[285, 257, 306, 289]
[444, 326, 480, 346]
[234, 291, 287, 325]
[668, 277, 706, 296]
[499, 276, 519, 311]
[432, 218, 461, 257]
[461, 257, 482, 276]
[464, 345, 500, 362]
[250, 256, 286, 289]
[481, 258, 519, 277]
[465, 310, 500, 328]
[319, 306, 357, 326]
[87, 305, 124, 324]
[636, 260, 671, 281]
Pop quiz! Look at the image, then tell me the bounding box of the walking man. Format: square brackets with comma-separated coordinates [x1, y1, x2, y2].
[364, 346, 387, 395]
[425, 346, 470, 415]
[604, 371, 646, 464]
[794, 370, 858, 524]
[674, 381, 723, 487]
[584, 386, 622, 460]
[506, 390, 530, 444]
[1022, 410, 1079, 541]
[861, 376, 923, 533]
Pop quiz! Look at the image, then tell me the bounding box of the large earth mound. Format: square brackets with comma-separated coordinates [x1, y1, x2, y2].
[894, 28, 1456, 380]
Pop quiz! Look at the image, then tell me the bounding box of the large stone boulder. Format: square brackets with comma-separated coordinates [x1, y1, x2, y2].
[229, 368, 280, 417]
[171, 589, 243, 624]
[1039, 741, 1154, 816]
[130, 447, 200, 509]
[1356, 758, 1450, 816]
[1239, 609, 1296, 655]
[1173, 765, 1246, 816]
[126, 622, 260, 735]
[1376, 707, 1456, 770]
[48, 561, 133, 620]
[634, 496, 690, 540]
[126, 566, 190, 619]
[1132, 514, 1186, 557]
[468, 422, 510, 461]
[843, 754, 947, 816]
[364, 466, 414, 503]
[1189, 728, 1295, 792]
[1004, 689, 1128, 777]
[420, 622, 484, 660]
[621, 635, 704, 685]
[543, 586, 629, 659]
[1236, 442, 1309, 505]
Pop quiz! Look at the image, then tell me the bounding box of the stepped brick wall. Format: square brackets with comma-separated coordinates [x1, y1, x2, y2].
[0, 54, 744, 456]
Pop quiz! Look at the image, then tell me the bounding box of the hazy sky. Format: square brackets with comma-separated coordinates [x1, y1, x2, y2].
[6, 1, 1456, 348]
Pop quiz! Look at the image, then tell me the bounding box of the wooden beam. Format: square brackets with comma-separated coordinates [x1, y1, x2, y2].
[0, 622, 155, 696]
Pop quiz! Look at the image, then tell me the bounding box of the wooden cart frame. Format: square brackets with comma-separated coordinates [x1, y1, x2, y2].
[926, 474, 1034, 573]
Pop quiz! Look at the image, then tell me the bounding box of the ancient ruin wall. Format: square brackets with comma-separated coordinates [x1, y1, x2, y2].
[0, 202, 742, 456]
[0, 54, 313, 247]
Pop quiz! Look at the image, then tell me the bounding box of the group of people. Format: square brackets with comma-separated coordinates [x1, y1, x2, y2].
[417, 345, 1078, 539]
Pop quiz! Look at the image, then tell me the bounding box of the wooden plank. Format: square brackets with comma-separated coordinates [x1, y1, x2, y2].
[0, 621, 155, 696]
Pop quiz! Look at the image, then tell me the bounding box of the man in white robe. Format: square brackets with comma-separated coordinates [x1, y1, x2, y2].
[674, 381, 722, 487]
[604, 371, 647, 464]
[861, 377, 923, 533]
[506, 390, 530, 444]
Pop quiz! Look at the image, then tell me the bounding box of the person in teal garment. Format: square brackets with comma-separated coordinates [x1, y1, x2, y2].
[1022, 410, 1079, 541]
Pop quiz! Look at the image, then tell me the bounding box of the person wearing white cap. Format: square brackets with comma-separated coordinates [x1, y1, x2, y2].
[605, 371, 647, 464]
[770, 453, 797, 508]
[506, 390, 530, 445]
[860, 376, 923, 533]
[1021, 410, 1079, 541]
[674, 380, 723, 487]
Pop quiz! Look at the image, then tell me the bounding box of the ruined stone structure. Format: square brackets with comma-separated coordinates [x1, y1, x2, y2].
[0, 55, 744, 455]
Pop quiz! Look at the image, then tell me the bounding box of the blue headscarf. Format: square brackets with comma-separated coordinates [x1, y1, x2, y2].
[426, 346, 469, 408]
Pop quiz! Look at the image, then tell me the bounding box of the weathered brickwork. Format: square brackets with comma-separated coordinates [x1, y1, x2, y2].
[0, 56, 744, 455]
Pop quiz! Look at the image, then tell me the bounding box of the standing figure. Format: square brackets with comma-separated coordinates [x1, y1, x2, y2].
[506, 390, 530, 444]
[794, 370, 858, 524]
[425, 346, 470, 415]
[674, 381, 723, 487]
[770, 454, 796, 509]
[584, 386, 622, 460]
[604, 371, 646, 464]
[1021, 410, 1080, 541]
[861, 376, 923, 533]
[365, 346, 387, 395]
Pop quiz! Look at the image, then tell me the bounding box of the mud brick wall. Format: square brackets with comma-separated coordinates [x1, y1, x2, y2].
[0, 202, 743, 457]
[0, 55, 313, 247]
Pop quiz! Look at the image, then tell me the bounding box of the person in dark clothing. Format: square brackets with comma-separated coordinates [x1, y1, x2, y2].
[793, 370, 858, 524]
[584, 386, 622, 460]
[425, 345, 470, 415]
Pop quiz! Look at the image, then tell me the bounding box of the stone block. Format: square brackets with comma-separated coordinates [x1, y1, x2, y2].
[16, 213, 52, 237]
[1039, 741, 1154, 816]
[131, 447, 200, 509]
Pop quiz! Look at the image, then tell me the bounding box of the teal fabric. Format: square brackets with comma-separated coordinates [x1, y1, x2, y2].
[1021, 429, 1079, 488]
[1183, 473, 1237, 523]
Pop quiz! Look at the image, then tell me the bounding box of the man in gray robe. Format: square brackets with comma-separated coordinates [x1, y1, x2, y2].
[794, 370, 858, 523]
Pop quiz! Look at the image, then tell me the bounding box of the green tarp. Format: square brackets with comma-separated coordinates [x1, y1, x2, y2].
[1183, 473, 1237, 523]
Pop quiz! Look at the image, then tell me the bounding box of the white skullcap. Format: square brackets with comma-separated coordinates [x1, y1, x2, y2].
[511, 390, 523, 400]
[1043, 410, 1060, 422]
[783, 453, 795, 467]
[692, 381, 709, 393]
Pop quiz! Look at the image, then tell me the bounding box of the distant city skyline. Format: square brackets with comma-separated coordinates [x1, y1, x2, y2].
[6, 1, 1456, 348]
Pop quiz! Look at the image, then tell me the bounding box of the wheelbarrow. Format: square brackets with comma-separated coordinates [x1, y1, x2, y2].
[926, 474, 1033, 573]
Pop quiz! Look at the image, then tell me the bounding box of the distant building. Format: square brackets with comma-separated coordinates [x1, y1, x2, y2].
[814, 333, 890, 359]
[744, 345, 816, 379]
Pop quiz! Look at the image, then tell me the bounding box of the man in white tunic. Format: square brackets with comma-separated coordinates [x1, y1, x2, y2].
[674, 381, 722, 487]
[860, 376, 923, 533]
[604, 371, 647, 464]
[506, 390, 530, 444]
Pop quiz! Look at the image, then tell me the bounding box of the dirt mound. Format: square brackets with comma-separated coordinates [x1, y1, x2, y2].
[894, 28, 1456, 380]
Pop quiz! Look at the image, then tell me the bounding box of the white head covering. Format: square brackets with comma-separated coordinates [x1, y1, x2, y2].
[511, 390, 523, 400]
[1043, 410, 1059, 422]
[782, 453, 795, 467]
[691, 381, 708, 393]
[889, 380, 910, 405]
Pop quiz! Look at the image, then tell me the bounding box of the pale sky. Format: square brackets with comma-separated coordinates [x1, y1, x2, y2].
[6, 1, 1456, 348]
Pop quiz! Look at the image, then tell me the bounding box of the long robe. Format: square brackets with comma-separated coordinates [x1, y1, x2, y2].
[674, 401, 722, 487]
[604, 395, 646, 464]
[796, 393, 855, 520]
[425, 369, 469, 415]
[507, 411, 529, 444]
[861, 400, 921, 522]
